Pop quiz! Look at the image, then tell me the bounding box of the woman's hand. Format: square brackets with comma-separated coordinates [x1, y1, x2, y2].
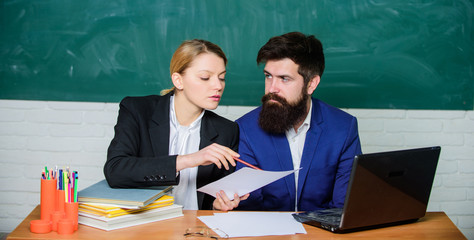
[212, 191, 250, 211]
[176, 143, 238, 171]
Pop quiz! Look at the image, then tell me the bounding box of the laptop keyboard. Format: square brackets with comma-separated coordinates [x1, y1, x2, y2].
[315, 214, 341, 224]
[294, 208, 343, 224]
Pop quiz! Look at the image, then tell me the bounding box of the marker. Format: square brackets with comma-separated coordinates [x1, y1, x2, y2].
[74, 171, 78, 203]
[44, 166, 49, 180]
[63, 171, 68, 202]
[233, 157, 262, 171]
[68, 172, 71, 202]
[58, 169, 63, 190]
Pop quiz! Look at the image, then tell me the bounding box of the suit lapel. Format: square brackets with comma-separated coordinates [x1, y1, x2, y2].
[297, 126, 322, 196]
[149, 94, 171, 156]
[297, 99, 323, 200]
[196, 112, 218, 208]
[272, 134, 296, 203]
[197, 112, 218, 180]
[197, 112, 218, 182]
[199, 111, 218, 149]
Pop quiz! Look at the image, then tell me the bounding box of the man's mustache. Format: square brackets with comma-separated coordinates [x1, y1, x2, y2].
[261, 93, 287, 105]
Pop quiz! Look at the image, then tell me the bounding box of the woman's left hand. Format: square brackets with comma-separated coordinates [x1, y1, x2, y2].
[212, 191, 249, 211]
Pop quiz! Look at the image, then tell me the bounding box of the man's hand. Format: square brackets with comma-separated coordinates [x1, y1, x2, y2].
[212, 191, 250, 211]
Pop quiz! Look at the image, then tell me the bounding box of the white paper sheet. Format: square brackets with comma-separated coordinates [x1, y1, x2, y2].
[198, 212, 307, 237]
[197, 167, 300, 200]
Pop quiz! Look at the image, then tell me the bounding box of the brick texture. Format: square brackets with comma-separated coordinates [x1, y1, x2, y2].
[0, 100, 473, 239]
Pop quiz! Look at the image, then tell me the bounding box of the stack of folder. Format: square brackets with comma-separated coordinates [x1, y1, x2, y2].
[77, 180, 183, 231]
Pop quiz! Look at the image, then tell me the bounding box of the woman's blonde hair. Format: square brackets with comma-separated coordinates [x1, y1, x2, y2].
[160, 39, 227, 95]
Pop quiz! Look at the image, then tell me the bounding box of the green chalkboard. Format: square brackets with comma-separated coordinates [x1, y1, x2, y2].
[1, 0, 473, 109]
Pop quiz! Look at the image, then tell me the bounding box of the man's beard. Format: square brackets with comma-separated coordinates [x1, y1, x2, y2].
[258, 92, 309, 134]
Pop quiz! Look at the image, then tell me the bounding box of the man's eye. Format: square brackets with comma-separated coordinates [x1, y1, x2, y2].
[265, 74, 272, 79]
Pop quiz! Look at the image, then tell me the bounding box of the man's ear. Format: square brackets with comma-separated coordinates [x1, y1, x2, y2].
[306, 75, 320, 95]
[171, 72, 183, 90]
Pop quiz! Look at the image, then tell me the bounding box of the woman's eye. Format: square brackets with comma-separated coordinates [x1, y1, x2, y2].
[200, 77, 210, 81]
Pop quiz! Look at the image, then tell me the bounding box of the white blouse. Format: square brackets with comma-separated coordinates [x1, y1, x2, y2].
[168, 95, 204, 210]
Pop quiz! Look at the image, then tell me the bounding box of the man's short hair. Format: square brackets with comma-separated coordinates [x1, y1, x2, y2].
[257, 32, 325, 84]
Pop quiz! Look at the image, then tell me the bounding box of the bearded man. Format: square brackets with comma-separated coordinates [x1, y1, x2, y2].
[235, 32, 362, 211]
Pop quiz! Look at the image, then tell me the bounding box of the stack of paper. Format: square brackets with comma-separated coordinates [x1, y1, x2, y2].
[79, 204, 183, 231]
[79, 195, 175, 218]
[198, 212, 307, 238]
[77, 179, 182, 231]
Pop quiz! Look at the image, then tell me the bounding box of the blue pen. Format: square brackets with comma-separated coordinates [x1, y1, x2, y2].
[59, 169, 63, 190]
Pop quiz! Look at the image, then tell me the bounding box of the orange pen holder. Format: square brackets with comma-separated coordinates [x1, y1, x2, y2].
[65, 202, 79, 231]
[56, 190, 65, 212]
[30, 179, 78, 234]
[40, 178, 56, 221]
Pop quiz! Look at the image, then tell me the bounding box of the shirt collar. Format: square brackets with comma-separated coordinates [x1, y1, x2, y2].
[301, 100, 312, 130]
[286, 100, 312, 137]
[170, 95, 205, 130]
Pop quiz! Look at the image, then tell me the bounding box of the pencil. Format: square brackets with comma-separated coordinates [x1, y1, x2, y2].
[233, 157, 262, 170]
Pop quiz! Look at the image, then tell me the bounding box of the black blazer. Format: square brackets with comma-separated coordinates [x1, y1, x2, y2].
[104, 93, 239, 210]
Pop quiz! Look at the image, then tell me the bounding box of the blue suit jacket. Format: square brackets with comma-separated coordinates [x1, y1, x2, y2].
[236, 97, 362, 211]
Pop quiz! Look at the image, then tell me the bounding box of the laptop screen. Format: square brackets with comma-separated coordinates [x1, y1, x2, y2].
[340, 146, 441, 230]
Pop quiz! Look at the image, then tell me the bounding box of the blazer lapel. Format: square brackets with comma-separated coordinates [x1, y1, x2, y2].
[199, 111, 218, 149]
[297, 99, 323, 201]
[197, 112, 218, 182]
[196, 111, 218, 208]
[197, 112, 218, 180]
[149, 94, 171, 156]
[272, 134, 296, 205]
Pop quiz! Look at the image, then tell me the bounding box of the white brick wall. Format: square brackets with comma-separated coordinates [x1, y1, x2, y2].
[0, 100, 473, 239]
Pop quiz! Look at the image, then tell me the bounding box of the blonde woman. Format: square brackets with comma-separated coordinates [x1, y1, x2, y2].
[104, 39, 248, 211]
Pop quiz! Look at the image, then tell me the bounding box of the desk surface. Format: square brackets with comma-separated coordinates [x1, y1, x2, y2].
[7, 206, 466, 240]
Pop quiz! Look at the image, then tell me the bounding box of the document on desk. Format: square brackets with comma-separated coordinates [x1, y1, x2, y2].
[197, 167, 300, 200]
[198, 212, 306, 237]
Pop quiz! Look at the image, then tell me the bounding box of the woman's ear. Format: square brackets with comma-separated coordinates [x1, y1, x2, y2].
[171, 72, 183, 90]
[306, 75, 320, 95]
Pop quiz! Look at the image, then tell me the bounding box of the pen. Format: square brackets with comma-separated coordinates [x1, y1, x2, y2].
[233, 157, 262, 171]
[45, 166, 49, 180]
[63, 170, 68, 202]
[74, 171, 78, 203]
[59, 169, 63, 190]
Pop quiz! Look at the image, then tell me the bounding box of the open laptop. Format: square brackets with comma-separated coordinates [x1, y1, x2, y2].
[292, 146, 441, 233]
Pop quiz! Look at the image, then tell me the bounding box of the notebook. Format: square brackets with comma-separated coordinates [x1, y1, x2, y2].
[292, 146, 441, 233]
[78, 179, 173, 208]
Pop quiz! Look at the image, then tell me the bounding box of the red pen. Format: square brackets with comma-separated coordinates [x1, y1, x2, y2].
[233, 157, 262, 171]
